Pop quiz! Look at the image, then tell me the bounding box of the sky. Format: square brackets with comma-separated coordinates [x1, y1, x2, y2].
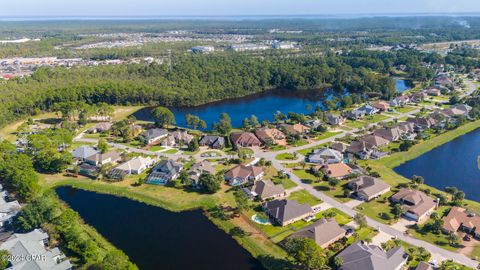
[0, 0, 479, 17]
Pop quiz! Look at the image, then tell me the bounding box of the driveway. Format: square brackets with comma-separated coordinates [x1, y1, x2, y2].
[390, 218, 416, 233]
[344, 199, 364, 208]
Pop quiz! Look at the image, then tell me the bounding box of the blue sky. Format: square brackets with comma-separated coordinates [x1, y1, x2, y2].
[1, 0, 479, 17]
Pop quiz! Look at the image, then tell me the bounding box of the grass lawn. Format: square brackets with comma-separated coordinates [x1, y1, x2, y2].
[345, 120, 366, 129]
[148, 145, 165, 152]
[314, 131, 342, 141]
[289, 140, 308, 147]
[363, 114, 390, 124]
[291, 168, 317, 182]
[275, 153, 297, 161]
[269, 145, 287, 151]
[394, 106, 417, 114]
[355, 191, 396, 224]
[471, 245, 480, 260]
[271, 177, 298, 190]
[288, 190, 322, 206]
[163, 149, 179, 154]
[312, 181, 351, 203]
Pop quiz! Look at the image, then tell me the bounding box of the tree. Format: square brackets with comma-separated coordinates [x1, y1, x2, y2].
[234, 190, 250, 212]
[198, 173, 221, 193]
[328, 178, 340, 190]
[392, 203, 404, 219]
[213, 113, 232, 135]
[33, 148, 72, 174]
[274, 111, 287, 123]
[242, 118, 250, 131]
[399, 140, 413, 151]
[250, 115, 259, 128]
[411, 175, 424, 185]
[333, 256, 344, 268]
[97, 138, 109, 153]
[187, 139, 199, 152]
[353, 213, 368, 228]
[186, 114, 206, 130]
[284, 237, 326, 270]
[430, 219, 444, 234]
[151, 106, 175, 128]
[448, 233, 459, 247]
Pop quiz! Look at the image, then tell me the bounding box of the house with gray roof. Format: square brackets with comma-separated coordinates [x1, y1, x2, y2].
[336, 241, 407, 270]
[248, 179, 285, 201]
[263, 199, 312, 226]
[188, 161, 216, 186]
[199, 135, 225, 149]
[348, 176, 391, 201]
[1, 229, 72, 270]
[147, 159, 183, 185]
[72, 146, 99, 161]
[85, 151, 122, 167]
[289, 218, 345, 248]
[113, 156, 156, 175]
[142, 128, 168, 145]
[0, 190, 20, 227]
[308, 148, 343, 164]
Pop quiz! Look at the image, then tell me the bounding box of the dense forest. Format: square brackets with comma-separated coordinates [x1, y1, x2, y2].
[0, 49, 444, 127]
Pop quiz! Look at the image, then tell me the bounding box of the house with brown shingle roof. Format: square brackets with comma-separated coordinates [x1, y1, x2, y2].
[348, 176, 391, 201]
[391, 189, 437, 221]
[361, 134, 390, 147]
[230, 132, 262, 148]
[323, 163, 353, 179]
[372, 101, 390, 112]
[373, 127, 403, 142]
[442, 207, 480, 239]
[248, 179, 286, 201]
[279, 123, 311, 135]
[85, 151, 122, 167]
[224, 164, 265, 186]
[407, 117, 437, 129]
[254, 127, 286, 145]
[289, 218, 346, 248]
[263, 199, 312, 226]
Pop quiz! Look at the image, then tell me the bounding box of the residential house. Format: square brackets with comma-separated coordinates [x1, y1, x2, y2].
[451, 104, 472, 115]
[308, 148, 343, 164]
[331, 142, 348, 153]
[263, 199, 312, 226]
[255, 127, 286, 145]
[346, 140, 374, 159]
[87, 122, 112, 134]
[147, 159, 183, 185]
[0, 229, 72, 270]
[85, 151, 122, 167]
[442, 207, 480, 239]
[142, 128, 168, 145]
[441, 107, 469, 117]
[426, 88, 441, 96]
[391, 189, 437, 221]
[0, 190, 21, 227]
[348, 176, 391, 201]
[356, 104, 379, 115]
[389, 96, 410, 107]
[409, 92, 427, 103]
[279, 123, 311, 135]
[199, 135, 225, 149]
[323, 163, 353, 179]
[247, 179, 286, 201]
[289, 218, 346, 249]
[336, 241, 407, 270]
[372, 101, 390, 112]
[305, 119, 322, 129]
[415, 261, 434, 270]
[112, 156, 156, 175]
[407, 117, 437, 129]
[345, 109, 366, 120]
[224, 164, 265, 186]
[187, 160, 216, 186]
[230, 132, 262, 148]
[161, 130, 194, 147]
[373, 127, 404, 142]
[72, 146, 99, 161]
[326, 114, 345, 126]
[361, 134, 390, 147]
[78, 163, 100, 178]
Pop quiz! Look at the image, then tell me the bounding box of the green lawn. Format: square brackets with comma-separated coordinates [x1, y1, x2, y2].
[269, 145, 287, 151]
[275, 153, 297, 161]
[355, 191, 396, 224]
[297, 143, 329, 156]
[345, 120, 366, 129]
[163, 149, 179, 154]
[312, 181, 351, 203]
[363, 114, 390, 124]
[289, 140, 308, 147]
[148, 145, 164, 152]
[271, 176, 298, 190]
[314, 131, 342, 141]
[288, 190, 322, 206]
[291, 168, 317, 182]
[394, 106, 417, 114]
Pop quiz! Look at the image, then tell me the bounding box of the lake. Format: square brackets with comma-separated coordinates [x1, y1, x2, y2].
[56, 187, 264, 270]
[133, 79, 411, 129]
[394, 128, 480, 201]
[395, 78, 413, 93]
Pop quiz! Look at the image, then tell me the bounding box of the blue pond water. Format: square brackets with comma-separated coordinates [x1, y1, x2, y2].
[394, 128, 480, 201]
[134, 79, 410, 129]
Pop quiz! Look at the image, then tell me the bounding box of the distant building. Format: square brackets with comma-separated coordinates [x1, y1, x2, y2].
[142, 128, 168, 145]
[272, 41, 296, 50]
[308, 148, 343, 164]
[230, 132, 261, 148]
[199, 135, 225, 149]
[230, 44, 270, 52]
[191, 46, 215, 53]
[87, 122, 112, 134]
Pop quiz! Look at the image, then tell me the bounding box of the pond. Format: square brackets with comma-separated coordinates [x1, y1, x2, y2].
[134, 79, 410, 129]
[56, 187, 264, 270]
[394, 128, 480, 202]
[395, 78, 413, 93]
